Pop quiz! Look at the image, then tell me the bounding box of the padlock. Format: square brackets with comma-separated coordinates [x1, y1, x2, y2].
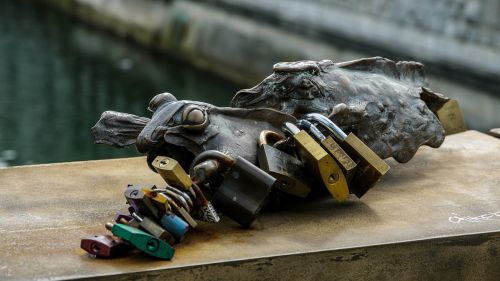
[152, 159, 220, 223]
[296, 119, 358, 182]
[152, 156, 193, 191]
[305, 113, 390, 198]
[149, 187, 192, 214]
[160, 212, 189, 242]
[257, 130, 311, 198]
[131, 213, 176, 245]
[124, 185, 161, 219]
[436, 99, 466, 135]
[105, 223, 174, 260]
[114, 212, 133, 224]
[282, 122, 349, 202]
[190, 150, 275, 228]
[115, 212, 140, 228]
[143, 189, 198, 228]
[142, 188, 171, 213]
[80, 235, 130, 258]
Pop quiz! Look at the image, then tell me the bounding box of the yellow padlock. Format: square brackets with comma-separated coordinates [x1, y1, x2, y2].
[152, 156, 192, 191]
[283, 122, 349, 202]
[436, 99, 466, 135]
[305, 113, 390, 198]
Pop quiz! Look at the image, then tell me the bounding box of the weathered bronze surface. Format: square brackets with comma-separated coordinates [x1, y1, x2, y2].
[92, 93, 296, 168]
[231, 57, 448, 163]
[92, 57, 453, 165]
[0, 131, 499, 280]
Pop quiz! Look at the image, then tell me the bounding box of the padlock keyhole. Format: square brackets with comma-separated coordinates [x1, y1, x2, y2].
[146, 239, 159, 252]
[328, 172, 339, 183]
[91, 244, 100, 254]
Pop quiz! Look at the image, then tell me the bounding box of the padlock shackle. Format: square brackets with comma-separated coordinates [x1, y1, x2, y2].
[259, 130, 284, 146]
[189, 150, 235, 176]
[131, 212, 144, 222]
[305, 113, 347, 140]
[282, 122, 301, 136]
[296, 119, 327, 141]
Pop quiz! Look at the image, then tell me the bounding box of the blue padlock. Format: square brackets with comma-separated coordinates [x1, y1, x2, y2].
[160, 212, 189, 242]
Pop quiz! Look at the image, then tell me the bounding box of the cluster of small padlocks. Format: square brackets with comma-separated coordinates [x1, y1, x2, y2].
[80, 113, 390, 260]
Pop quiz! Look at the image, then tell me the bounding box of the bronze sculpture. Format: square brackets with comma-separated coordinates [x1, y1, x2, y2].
[231, 57, 448, 163]
[86, 57, 455, 259]
[92, 93, 296, 169]
[92, 57, 449, 166]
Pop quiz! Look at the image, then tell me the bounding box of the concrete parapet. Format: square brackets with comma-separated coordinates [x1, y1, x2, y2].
[0, 131, 499, 280]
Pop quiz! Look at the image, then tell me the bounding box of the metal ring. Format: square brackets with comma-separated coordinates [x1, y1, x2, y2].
[158, 193, 180, 211]
[163, 189, 191, 213]
[282, 122, 300, 136]
[189, 150, 235, 175]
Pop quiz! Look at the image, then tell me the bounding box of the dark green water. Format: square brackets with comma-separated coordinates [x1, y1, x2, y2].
[0, 1, 240, 167]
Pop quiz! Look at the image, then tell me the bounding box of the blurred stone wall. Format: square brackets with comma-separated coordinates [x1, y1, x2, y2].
[40, 0, 500, 130]
[316, 0, 499, 48]
[210, 0, 500, 87]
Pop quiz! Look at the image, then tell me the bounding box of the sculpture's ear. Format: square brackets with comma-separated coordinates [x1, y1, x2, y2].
[230, 83, 264, 107]
[91, 111, 150, 148]
[148, 93, 178, 113]
[419, 87, 450, 114]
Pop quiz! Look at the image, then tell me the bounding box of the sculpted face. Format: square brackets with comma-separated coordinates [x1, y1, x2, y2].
[91, 93, 296, 168]
[231, 57, 448, 163]
[232, 60, 331, 116]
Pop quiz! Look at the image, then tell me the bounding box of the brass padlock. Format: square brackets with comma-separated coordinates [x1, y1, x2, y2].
[436, 99, 466, 135]
[258, 130, 311, 198]
[282, 123, 349, 202]
[297, 119, 358, 182]
[305, 113, 390, 198]
[190, 150, 275, 228]
[152, 156, 220, 223]
[152, 156, 193, 191]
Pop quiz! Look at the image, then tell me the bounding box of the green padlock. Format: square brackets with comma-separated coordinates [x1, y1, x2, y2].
[105, 223, 175, 260]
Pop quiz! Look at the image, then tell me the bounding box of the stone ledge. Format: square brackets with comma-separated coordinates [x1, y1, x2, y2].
[0, 131, 499, 280]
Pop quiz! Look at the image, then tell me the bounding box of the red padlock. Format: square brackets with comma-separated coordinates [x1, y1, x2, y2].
[80, 235, 130, 258]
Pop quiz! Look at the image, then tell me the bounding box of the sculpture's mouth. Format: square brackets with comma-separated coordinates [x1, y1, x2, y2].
[145, 140, 195, 172]
[136, 126, 167, 153]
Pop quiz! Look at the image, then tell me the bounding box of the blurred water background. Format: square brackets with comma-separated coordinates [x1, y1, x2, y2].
[0, 0, 240, 167]
[0, 0, 499, 167]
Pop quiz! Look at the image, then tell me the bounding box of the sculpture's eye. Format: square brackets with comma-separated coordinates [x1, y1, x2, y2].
[184, 108, 204, 125]
[181, 105, 208, 130]
[300, 79, 312, 89]
[148, 93, 177, 113]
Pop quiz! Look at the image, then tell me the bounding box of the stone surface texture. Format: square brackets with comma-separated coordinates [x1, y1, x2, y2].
[0, 131, 499, 280]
